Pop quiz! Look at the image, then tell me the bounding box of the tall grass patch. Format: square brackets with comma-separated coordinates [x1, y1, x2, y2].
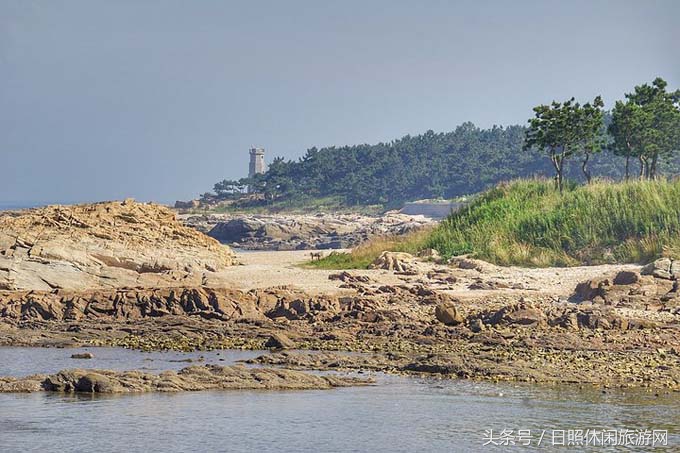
[426, 179, 680, 266]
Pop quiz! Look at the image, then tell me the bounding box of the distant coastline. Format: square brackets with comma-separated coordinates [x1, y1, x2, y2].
[0, 200, 172, 212]
[0, 201, 74, 211]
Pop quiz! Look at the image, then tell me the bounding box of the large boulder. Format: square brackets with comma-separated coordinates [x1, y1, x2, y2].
[489, 304, 546, 327]
[613, 270, 640, 285]
[641, 258, 679, 280]
[264, 333, 295, 349]
[434, 301, 464, 326]
[370, 251, 418, 273]
[208, 218, 265, 242]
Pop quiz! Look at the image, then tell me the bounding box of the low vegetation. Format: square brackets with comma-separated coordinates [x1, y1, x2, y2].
[307, 227, 433, 270]
[429, 179, 680, 266]
[315, 179, 680, 268]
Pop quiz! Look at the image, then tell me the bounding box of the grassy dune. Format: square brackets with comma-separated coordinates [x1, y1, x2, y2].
[314, 179, 680, 268]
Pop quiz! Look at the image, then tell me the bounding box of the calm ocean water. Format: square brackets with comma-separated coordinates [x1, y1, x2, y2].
[0, 347, 677, 452]
[0, 202, 70, 211]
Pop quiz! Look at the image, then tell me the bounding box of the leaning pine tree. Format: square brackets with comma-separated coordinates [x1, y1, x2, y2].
[524, 96, 604, 191]
[612, 78, 680, 180]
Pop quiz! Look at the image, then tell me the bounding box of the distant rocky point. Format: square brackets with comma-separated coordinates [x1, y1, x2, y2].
[181, 212, 436, 250]
[0, 199, 236, 291]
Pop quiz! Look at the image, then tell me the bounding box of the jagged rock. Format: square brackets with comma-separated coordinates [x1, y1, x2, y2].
[328, 272, 373, 284]
[435, 301, 464, 326]
[641, 258, 677, 280]
[370, 252, 418, 273]
[468, 318, 485, 333]
[417, 248, 441, 262]
[174, 200, 200, 210]
[193, 212, 435, 251]
[0, 287, 265, 322]
[489, 304, 545, 326]
[449, 257, 481, 270]
[265, 333, 295, 349]
[575, 278, 609, 300]
[468, 279, 503, 290]
[0, 201, 236, 291]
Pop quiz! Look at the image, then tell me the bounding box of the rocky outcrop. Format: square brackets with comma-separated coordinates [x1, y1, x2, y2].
[0, 365, 371, 393]
[264, 333, 296, 349]
[370, 251, 418, 273]
[641, 258, 680, 280]
[0, 200, 236, 291]
[573, 269, 676, 309]
[181, 212, 435, 250]
[0, 287, 263, 322]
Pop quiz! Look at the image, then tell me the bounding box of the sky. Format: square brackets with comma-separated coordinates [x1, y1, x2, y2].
[1, 0, 679, 204]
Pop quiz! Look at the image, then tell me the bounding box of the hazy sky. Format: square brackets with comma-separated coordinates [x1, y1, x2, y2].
[1, 0, 679, 204]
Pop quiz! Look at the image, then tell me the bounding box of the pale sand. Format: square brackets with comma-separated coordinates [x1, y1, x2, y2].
[209, 249, 641, 298]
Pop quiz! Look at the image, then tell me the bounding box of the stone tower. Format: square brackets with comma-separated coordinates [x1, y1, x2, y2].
[248, 148, 265, 178]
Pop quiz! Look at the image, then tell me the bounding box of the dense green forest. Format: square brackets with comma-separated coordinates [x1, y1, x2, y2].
[209, 78, 679, 208]
[211, 124, 652, 208]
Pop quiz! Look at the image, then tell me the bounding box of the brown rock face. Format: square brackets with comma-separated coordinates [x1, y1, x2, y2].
[0, 287, 263, 322]
[0, 201, 236, 291]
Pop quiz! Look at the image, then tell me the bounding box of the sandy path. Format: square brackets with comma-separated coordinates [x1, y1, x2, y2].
[210, 250, 403, 294]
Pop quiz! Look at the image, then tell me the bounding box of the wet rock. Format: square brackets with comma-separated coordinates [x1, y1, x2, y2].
[2, 366, 372, 393]
[75, 373, 113, 392]
[71, 352, 94, 359]
[434, 301, 464, 326]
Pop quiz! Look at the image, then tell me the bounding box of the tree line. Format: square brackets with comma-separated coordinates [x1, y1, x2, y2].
[208, 77, 680, 206]
[525, 77, 680, 192]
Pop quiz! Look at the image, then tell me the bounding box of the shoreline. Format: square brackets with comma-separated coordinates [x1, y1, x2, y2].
[2, 250, 679, 391]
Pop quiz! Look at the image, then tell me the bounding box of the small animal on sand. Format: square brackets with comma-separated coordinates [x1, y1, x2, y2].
[310, 251, 323, 261]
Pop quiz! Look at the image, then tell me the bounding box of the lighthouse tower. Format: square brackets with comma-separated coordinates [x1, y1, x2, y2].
[248, 148, 265, 178]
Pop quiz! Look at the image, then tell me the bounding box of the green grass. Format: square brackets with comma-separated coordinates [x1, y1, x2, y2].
[314, 178, 680, 268]
[427, 178, 680, 266]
